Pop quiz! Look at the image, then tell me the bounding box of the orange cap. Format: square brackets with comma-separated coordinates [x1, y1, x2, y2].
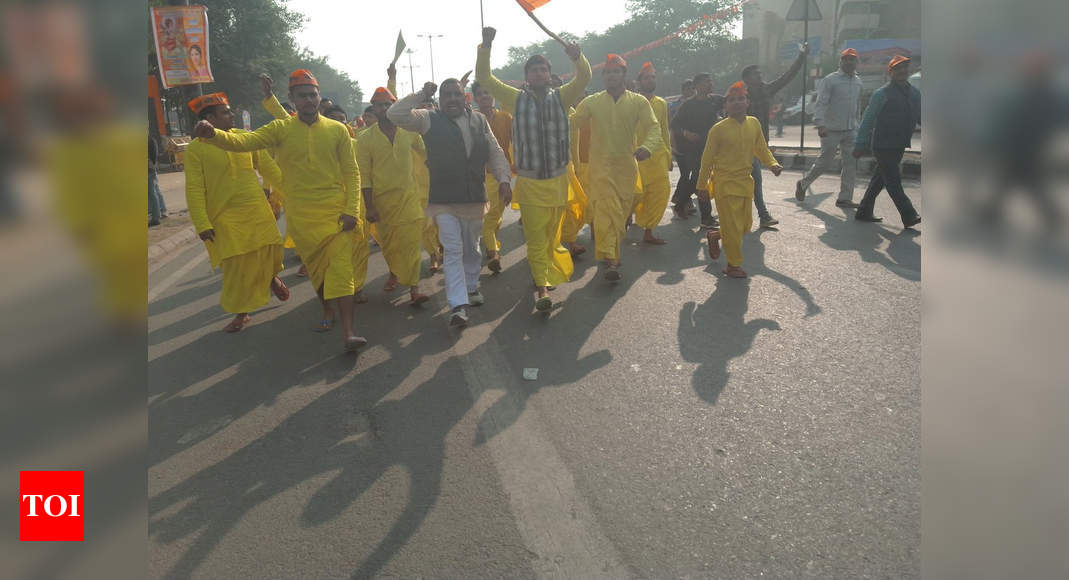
[370, 86, 396, 104]
[289, 69, 319, 89]
[605, 54, 627, 70]
[887, 55, 911, 72]
[638, 61, 655, 77]
[841, 48, 859, 58]
[726, 81, 748, 98]
[188, 92, 229, 115]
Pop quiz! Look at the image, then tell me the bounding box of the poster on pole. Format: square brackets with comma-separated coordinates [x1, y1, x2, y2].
[151, 5, 213, 89]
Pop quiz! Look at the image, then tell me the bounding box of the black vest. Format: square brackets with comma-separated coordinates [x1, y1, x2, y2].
[423, 111, 489, 204]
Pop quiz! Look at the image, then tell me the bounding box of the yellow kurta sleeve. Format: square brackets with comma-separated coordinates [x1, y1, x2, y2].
[206, 119, 286, 152]
[339, 132, 361, 218]
[184, 143, 212, 234]
[559, 54, 592, 109]
[751, 118, 778, 168]
[356, 133, 373, 191]
[262, 94, 290, 120]
[569, 107, 581, 166]
[387, 76, 397, 97]
[654, 98, 671, 166]
[697, 126, 719, 189]
[636, 96, 663, 155]
[476, 45, 520, 113]
[413, 133, 426, 157]
[253, 148, 283, 192]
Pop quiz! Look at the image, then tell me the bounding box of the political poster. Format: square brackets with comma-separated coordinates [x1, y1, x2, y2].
[151, 5, 213, 89]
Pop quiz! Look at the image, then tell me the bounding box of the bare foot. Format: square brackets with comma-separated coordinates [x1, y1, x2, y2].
[642, 230, 666, 245]
[569, 242, 587, 257]
[224, 314, 251, 333]
[410, 289, 429, 306]
[383, 275, 399, 292]
[429, 256, 441, 273]
[354, 291, 368, 304]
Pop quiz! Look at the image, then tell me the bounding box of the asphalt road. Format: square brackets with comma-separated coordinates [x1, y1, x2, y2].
[148, 167, 921, 578]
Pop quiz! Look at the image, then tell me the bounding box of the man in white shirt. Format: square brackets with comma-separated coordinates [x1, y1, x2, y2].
[796, 48, 865, 207]
[388, 79, 512, 327]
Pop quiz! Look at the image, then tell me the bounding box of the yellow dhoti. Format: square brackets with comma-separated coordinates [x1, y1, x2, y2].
[561, 163, 588, 244]
[633, 150, 672, 230]
[422, 217, 441, 258]
[377, 219, 423, 286]
[713, 194, 752, 267]
[287, 203, 355, 301]
[588, 157, 639, 261]
[482, 173, 507, 252]
[515, 173, 573, 287]
[220, 245, 284, 313]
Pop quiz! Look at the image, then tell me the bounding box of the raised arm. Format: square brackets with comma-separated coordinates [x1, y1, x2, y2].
[387, 83, 436, 135]
[260, 74, 290, 120]
[476, 27, 520, 114]
[559, 48, 592, 109]
[387, 63, 397, 97]
[196, 119, 285, 152]
[767, 43, 808, 96]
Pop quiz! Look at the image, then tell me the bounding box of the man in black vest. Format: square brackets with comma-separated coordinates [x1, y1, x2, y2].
[388, 79, 513, 327]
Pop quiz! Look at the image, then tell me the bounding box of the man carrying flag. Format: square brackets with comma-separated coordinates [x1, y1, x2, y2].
[185, 92, 290, 333]
[193, 69, 367, 352]
[633, 61, 673, 245]
[476, 24, 591, 312]
[357, 86, 431, 306]
[571, 54, 663, 282]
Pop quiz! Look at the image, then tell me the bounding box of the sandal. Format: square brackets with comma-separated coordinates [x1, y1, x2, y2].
[535, 296, 552, 312]
[271, 277, 290, 301]
[706, 230, 721, 260]
[224, 314, 251, 333]
[315, 316, 335, 332]
[383, 278, 399, 292]
[344, 335, 368, 352]
[296, 264, 308, 277]
[410, 292, 430, 306]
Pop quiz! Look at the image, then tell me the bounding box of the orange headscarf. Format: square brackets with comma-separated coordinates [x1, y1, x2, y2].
[370, 87, 396, 104]
[887, 55, 911, 72]
[841, 48, 859, 58]
[604, 54, 627, 70]
[188, 92, 229, 115]
[289, 69, 319, 89]
[725, 81, 748, 98]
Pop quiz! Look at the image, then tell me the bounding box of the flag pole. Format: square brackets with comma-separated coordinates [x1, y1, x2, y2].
[480, 0, 484, 30]
[525, 9, 566, 46]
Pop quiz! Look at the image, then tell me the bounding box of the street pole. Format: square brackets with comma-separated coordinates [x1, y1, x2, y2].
[418, 34, 444, 83]
[800, 2, 808, 152]
[480, 0, 484, 30]
[406, 49, 416, 91]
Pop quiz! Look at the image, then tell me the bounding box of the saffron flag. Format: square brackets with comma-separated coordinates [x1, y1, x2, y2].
[517, 0, 552, 12]
[392, 31, 406, 66]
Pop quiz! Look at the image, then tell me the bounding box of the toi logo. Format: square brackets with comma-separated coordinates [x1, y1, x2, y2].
[19, 471, 84, 541]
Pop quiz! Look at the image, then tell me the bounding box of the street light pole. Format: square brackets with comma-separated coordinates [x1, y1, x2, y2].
[418, 33, 444, 83]
[406, 48, 416, 92]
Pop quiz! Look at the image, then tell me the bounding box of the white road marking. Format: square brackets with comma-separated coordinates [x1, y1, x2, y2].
[148, 250, 209, 303]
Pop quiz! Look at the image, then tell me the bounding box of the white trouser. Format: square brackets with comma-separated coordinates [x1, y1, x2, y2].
[435, 212, 483, 308]
[801, 129, 858, 201]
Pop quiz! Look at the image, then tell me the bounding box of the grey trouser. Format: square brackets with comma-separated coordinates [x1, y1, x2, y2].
[801, 129, 857, 201]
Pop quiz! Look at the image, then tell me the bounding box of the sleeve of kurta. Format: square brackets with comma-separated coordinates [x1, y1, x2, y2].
[569, 109, 581, 166]
[855, 89, 886, 149]
[752, 122, 778, 168]
[262, 94, 290, 120]
[338, 132, 361, 218]
[559, 54, 592, 109]
[184, 145, 212, 234]
[206, 120, 284, 152]
[356, 134, 373, 191]
[636, 98, 663, 154]
[696, 128, 718, 189]
[386, 92, 432, 134]
[413, 133, 426, 157]
[482, 115, 511, 184]
[812, 75, 832, 127]
[387, 76, 397, 98]
[657, 100, 671, 157]
[476, 45, 520, 113]
[253, 148, 283, 192]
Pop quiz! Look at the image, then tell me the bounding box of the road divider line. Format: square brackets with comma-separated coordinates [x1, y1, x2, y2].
[148, 249, 208, 303]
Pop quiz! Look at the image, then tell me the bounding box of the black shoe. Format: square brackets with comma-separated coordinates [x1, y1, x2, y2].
[855, 213, 883, 223]
[700, 217, 718, 229]
[148, 220, 161, 227]
[835, 200, 860, 208]
[759, 216, 779, 228]
[903, 215, 921, 228]
[672, 205, 689, 220]
[685, 205, 698, 215]
[795, 179, 807, 201]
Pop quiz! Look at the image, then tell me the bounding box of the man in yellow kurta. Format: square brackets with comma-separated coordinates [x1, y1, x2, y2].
[476, 26, 591, 311]
[697, 82, 783, 279]
[633, 61, 673, 245]
[323, 105, 373, 304]
[357, 86, 430, 306]
[412, 96, 443, 274]
[471, 80, 514, 273]
[571, 54, 663, 282]
[186, 93, 290, 333]
[193, 69, 366, 352]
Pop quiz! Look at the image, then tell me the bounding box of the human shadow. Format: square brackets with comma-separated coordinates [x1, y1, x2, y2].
[793, 192, 921, 281]
[747, 229, 822, 317]
[677, 278, 780, 405]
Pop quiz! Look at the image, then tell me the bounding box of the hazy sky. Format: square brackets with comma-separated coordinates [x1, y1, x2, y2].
[285, 0, 636, 97]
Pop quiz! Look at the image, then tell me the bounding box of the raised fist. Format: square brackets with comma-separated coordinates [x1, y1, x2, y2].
[259, 73, 273, 99]
[482, 27, 496, 47]
[193, 120, 216, 139]
[422, 81, 438, 98]
[564, 42, 581, 61]
[387, 63, 397, 79]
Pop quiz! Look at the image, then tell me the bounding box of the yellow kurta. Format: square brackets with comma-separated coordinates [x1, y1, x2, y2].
[633, 94, 672, 230]
[571, 90, 663, 261]
[205, 114, 361, 300]
[476, 45, 591, 285]
[412, 146, 440, 259]
[262, 94, 297, 248]
[351, 138, 370, 292]
[356, 124, 425, 286]
[482, 108, 513, 251]
[697, 115, 778, 266]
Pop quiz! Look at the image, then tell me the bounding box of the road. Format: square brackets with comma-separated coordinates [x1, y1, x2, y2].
[149, 168, 921, 578]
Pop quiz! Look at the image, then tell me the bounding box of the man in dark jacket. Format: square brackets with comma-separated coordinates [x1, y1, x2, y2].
[669, 73, 724, 227]
[741, 43, 807, 227]
[853, 55, 921, 228]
